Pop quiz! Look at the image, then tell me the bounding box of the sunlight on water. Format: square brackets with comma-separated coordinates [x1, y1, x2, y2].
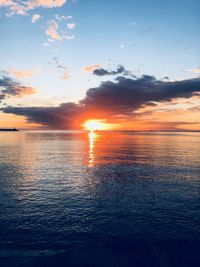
[88, 131, 98, 168]
[88, 131, 95, 167]
[0, 131, 200, 265]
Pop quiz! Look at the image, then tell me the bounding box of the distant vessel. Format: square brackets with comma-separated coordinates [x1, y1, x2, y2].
[0, 128, 18, 131]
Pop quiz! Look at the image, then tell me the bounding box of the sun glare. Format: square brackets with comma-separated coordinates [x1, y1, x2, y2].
[83, 120, 107, 131]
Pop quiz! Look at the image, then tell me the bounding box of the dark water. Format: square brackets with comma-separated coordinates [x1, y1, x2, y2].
[0, 131, 200, 267]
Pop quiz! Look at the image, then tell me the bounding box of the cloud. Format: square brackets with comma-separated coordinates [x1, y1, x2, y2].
[55, 14, 72, 21]
[83, 64, 101, 72]
[81, 75, 200, 114]
[93, 65, 129, 76]
[0, 75, 36, 101]
[62, 34, 75, 40]
[0, 0, 13, 7]
[46, 20, 63, 41]
[67, 22, 76, 30]
[8, 68, 39, 78]
[61, 71, 70, 80]
[48, 57, 70, 80]
[1, 0, 67, 16]
[186, 68, 200, 74]
[2, 72, 200, 129]
[2, 103, 82, 129]
[31, 14, 41, 23]
[28, 0, 67, 9]
[45, 19, 76, 44]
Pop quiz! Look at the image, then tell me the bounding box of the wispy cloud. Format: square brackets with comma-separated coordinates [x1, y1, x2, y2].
[46, 20, 63, 41]
[55, 14, 72, 21]
[61, 71, 70, 80]
[62, 34, 75, 40]
[186, 68, 200, 74]
[31, 14, 41, 23]
[48, 57, 70, 80]
[45, 18, 76, 44]
[7, 67, 39, 78]
[83, 64, 101, 72]
[67, 22, 76, 30]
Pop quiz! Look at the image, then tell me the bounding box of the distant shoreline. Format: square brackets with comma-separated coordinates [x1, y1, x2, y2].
[0, 129, 200, 133]
[0, 128, 18, 132]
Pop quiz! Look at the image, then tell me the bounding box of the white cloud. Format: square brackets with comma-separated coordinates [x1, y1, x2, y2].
[43, 42, 50, 47]
[67, 22, 76, 30]
[62, 34, 75, 40]
[47, 38, 55, 43]
[31, 14, 41, 23]
[55, 14, 72, 21]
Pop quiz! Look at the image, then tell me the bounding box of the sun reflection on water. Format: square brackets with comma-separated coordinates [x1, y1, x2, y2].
[88, 131, 97, 167]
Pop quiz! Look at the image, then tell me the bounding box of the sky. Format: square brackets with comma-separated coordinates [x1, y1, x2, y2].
[0, 0, 200, 130]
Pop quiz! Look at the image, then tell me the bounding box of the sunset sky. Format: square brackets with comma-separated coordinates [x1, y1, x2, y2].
[0, 0, 200, 130]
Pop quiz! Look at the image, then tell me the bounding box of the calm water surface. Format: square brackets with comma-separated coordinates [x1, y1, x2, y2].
[0, 131, 200, 266]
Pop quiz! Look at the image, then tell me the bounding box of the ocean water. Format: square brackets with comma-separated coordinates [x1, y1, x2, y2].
[0, 131, 200, 267]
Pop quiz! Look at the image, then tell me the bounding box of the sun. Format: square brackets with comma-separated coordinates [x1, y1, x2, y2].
[83, 120, 107, 131]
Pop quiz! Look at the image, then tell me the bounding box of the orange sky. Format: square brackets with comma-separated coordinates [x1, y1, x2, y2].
[1, 96, 199, 131]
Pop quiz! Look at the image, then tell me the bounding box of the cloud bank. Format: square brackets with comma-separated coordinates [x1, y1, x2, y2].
[2, 71, 200, 129]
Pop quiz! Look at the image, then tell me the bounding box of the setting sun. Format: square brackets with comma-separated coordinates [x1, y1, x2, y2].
[83, 120, 108, 131]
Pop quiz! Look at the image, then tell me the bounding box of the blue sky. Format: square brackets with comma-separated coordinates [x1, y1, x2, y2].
[0, 0, 200, 130]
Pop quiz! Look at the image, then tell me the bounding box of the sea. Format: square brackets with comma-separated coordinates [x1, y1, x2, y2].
[0, 131, 200, 267]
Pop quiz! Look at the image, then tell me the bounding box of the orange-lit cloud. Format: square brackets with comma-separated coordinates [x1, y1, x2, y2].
[187, 68, 200, 74]
[46, 20, 63, 41]
[8, 68, 39, 78]
[45, 19, 75, 44]
[0, 0, 67, 16]
[83, 64, 101, 72]
[61, 70, 70, 80]
[0, 0, 13, 7]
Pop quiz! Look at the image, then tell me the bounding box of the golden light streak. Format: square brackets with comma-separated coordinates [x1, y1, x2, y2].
[88, 131, 96, 167]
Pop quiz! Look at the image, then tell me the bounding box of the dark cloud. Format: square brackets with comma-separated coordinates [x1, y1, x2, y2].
[0, 76, 36, 101]
[2, 74, 200, 129]
[3, 103, 83, 129]
[81, 75, 200, 114]
[93, 65, 129, 76]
